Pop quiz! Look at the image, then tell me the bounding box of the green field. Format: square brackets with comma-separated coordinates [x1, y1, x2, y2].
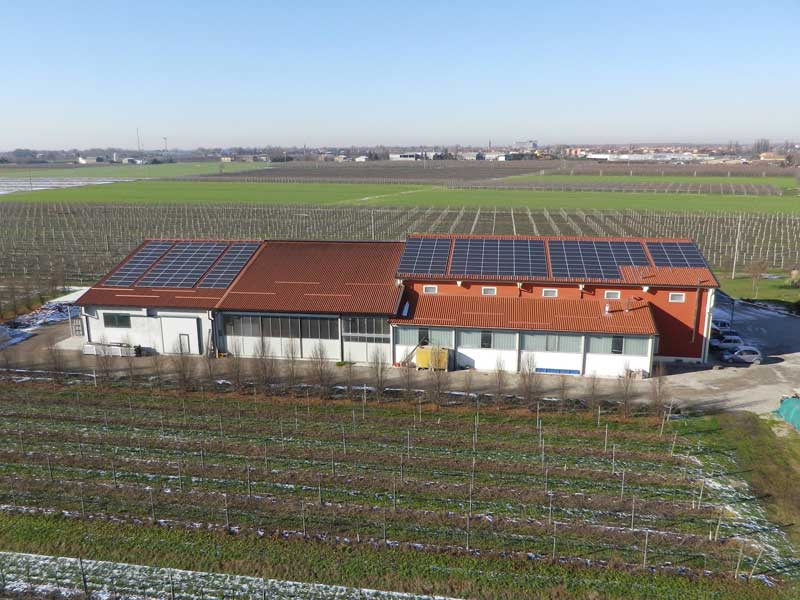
[505, 173, 799, 190]
[719, 273, 800, 304]
[5, 180, 800, 211]
[0, 161, 269, 179]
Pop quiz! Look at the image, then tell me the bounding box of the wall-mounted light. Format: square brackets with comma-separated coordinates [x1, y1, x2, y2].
[642, 285, 650, 292]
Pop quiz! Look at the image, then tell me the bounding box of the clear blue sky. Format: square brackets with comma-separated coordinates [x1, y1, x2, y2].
[2, 1, 798, 149]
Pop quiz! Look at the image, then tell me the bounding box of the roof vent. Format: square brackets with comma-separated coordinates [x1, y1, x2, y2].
[604, 303, 610, 315]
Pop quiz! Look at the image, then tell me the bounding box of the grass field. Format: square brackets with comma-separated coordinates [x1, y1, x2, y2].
[0, 381, 796, 599]
[505, 173, 799, 190]
[5, 180, 800, 212]
[719, 274, 800, 304]
[0, 161, 270, 179]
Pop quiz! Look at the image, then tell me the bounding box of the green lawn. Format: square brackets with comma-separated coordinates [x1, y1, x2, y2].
[5, 180, 800, 212]
[719, 273, 800, 304]
[505, 173, 799, 190]
[0, 161, 269, 179]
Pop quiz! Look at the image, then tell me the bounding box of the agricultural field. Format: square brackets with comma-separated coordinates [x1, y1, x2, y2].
[5, 180, 800, 211]
[3, 203, 800, 295]
[503, 174, 798, 190]
[0, 161, 269, 180]
[0, 381, 797, 599]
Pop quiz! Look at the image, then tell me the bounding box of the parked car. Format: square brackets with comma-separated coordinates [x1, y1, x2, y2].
[710, 334, 745, 351]
[712, 319, 732, 331]
[711, 328, 740, 340]
[722, 345, 762, 365]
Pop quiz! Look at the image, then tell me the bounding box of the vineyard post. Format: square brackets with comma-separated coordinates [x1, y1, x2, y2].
[177, 463, 183, 492]
[749, 547, 764, 579]
[631, 497, 636, 529]
[552, 523, 557, 561]
[604, 424, 608, 452]
[78, 557, 88, 596]
[79, 484, 85, 517]
[246, 464, 252, 499]
[301, 500, 306, 536]
[734, 542, 744, 580]
[317, 474, 322, 504]
[670, 432, 678, 456]
[698, 480, 705, 508]
[169, 569, 176, 600]
[341, 425, 347, 455]
[714, 512, 723, 541]
[611, 444, 616, 474]
[548, 495, 553, 525]
[331, 447, 336, 476]
[223, 493, 230, 529]
[643, 530, 649, 568]
[392, 475, 397, 511]
[620, 470, 625, 499]
[149, 488, 156, 522]
[46, 455, 53, 481]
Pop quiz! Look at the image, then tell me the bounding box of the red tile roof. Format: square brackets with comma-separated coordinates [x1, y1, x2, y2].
[391, 292, 658, 336]
[397, 234, 719, 288]
[79, 240, 405, 315]
[215, 241, 404, 315]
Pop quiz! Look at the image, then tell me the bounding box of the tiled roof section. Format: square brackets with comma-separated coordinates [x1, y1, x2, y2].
[216, 241, 405, 315]
[76, 287, 226, 309]
[397, 234, 719, 288]
[391, 292, 658, 336]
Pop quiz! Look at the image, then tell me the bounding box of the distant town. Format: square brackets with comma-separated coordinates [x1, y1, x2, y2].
[2, 138, 797, 167]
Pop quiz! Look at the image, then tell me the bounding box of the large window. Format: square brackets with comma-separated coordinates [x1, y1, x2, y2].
[587, 335, 649, 356]
[343, 316, 390, 344]
[224, 315, 338, 340]
[459, 329, 516, 350]
[396, 327, 452, 347]
[521, 333, 582, 353]
[103, 313, 131, 328]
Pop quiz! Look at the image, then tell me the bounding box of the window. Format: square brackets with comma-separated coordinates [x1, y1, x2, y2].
[587, 335, 649, 356]
[542, 288, 558, 298]
[604, 290, 621, 300]
[669, 292, 686, 303]
[343, 316, 390, 344]
[429, 328, 453, 347]
[459, 330, 515, 350]
[481, 287, 497, 296]
[480, 331, 492, 348]
[492, 331, 516, 350]
[522, 333, 582, 354]
[422, 285, 438, 295]
[103, 313, 131, 328]
[458, 330, 482, 348]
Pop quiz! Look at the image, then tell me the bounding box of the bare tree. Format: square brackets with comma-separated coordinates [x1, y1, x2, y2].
[585, 371, 600, 412]
[228, 339, 244, 391]
[370, 347, 387, 400]
[150, 351, 165, 393]
[45, 343, 66, 384]
[172, 342, 193, 392]
[617, 366, 636, 417]
[284, 338, 299, 390]
[95, 339, 115, 384]
[557, 374, 571, 413]
[125, 335, 137, 389]
[462, 367, 474, 404]
[401, 362, 416, 401]
[748, 260, 769, 298]
[492, 356, 506, 403]
[310, 342, 334, 397]
[204, 351, 218, 387]
[343, 353, 355, 399]
[648, 361, 669, 415]
[789, 268, 800, 289]
[424, 366, 449, 404]
[0, 328, 12, 371]
[255, 336, 276, 394]
[518, 354, 541, 406]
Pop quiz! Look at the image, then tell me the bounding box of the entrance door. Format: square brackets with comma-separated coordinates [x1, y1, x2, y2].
[179, 334, 190, 355]
[71, 318, 84, 337]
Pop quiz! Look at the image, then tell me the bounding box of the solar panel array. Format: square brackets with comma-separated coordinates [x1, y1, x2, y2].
[198, 242, 260, 288]
[137, 242, 229, 288]
[397, 237, 450, 275]
[646, 242, 707, 268]
[548, 240, 650, 280]
[103, 241, 174, 287]
[450, 239, 548, 277]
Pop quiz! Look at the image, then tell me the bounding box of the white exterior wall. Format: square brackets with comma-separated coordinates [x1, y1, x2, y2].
[455, 348, 517, 371]
[223, 334, 340, 361]
[82, 306, 211, 355]
[520, 351, 583, 375]
[343, 340, 391, 364]
[584, 353, 651, 378]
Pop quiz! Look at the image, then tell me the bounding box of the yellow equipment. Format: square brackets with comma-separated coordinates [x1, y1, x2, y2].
[415, 346, 449, 371]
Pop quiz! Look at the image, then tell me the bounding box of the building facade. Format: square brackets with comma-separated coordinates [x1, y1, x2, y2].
[76, 234, 718, 378]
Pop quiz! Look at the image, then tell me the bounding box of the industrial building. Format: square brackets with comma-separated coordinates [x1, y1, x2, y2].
[76, 234, 718, 378]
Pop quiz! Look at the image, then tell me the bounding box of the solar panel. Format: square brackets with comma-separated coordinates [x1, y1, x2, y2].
[198, 242, 260, 288]
[548, 240, 650, 280]
[646, 242, 707, 268]
[449, 239, 548, 277]
[137, 242, 228, 288]
[103, 241, 174, 287]
[397, 237, 450, 275]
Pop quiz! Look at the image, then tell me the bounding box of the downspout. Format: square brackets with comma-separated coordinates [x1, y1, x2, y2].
[701, 288, 716, 363]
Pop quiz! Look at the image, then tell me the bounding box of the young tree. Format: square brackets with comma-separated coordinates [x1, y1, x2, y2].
[462, 366, 474, 405]
[0, 328, 12, 371]
[370, 347, 387, 400]
[172, 342, 193, 392]
[617, 366, 636, 417]
[493, 356, 506, 403]
[789, 268, 800, 289]
[228, 339, 244, 391]
[557, 374, 570, 413]
[310, 342, 334, 398]
[284, 338, 300, 390]
[343, 352, 355, 399]
[424, 365, 449, 404]
[401, 361, 416, 402]
[584, 371, 600, 412]
[46, 343, 66, 384]
[518, 354, 541, 407]
[748, 259, 769, 298]
[255, 336, 277, 395]
[648, 361, 669, 415]
[95, 339, 115, 384]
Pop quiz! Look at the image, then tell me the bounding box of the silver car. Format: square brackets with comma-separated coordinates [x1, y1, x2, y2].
[722, 345, 762, 365]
